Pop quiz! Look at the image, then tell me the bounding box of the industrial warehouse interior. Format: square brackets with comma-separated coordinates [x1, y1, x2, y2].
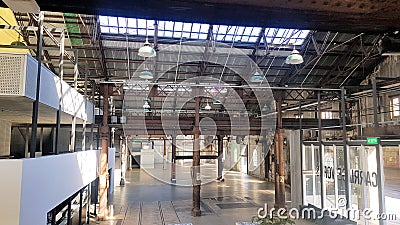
[0, 0, 400, 225]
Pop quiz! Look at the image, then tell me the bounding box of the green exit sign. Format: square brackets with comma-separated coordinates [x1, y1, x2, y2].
[366, 137, 379, 145]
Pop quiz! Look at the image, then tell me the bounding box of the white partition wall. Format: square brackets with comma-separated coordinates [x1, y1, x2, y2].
[0, 150, 99, 225]
[0, 52, 94, 124]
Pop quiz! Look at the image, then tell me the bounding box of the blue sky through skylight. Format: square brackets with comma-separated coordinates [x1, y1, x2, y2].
[99, 16, 309, 46]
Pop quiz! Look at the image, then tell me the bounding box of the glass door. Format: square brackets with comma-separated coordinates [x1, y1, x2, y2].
[349, 145, 380, 224]
[302, 144, 321, 208]
[323, 145, 336, 208]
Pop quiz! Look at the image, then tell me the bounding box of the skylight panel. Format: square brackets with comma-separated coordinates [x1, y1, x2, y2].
[138, 29, 146, 36]
[182, 32, 191, 38]
[98, 15, 309, 46]
[227, 26, 237, 35]
[137, 19, 147, 29]
[276, 29, 285, 37]
[236, 26, 245, 35]
[100, 26, 110, 33]
[272, 38, 282, 45]
[191, 32, 199, 39]
[266, 28, 276, 37]
[108, 17, 118, 27]
[119, 27, 127, 34]
[298, 30, 310, 39]
[243, 27, 253, 36]
[175, 22, 183, 31]
[165, 21, 174, 31]
[110, 27, 118, 34]
[173, 31, 181, 38]
[192, 23, 201, 32]
[199, 24, 209, 33]
[118, 17, 127, 28]
[199, 33, 207, 39]
[99, 16, 108, 26]
[127, 28, 136, 35]
[225, 35, 234, 41]
[216, 25, 226, 34]
[248, 36, 258, 42]
[164, 31, 173, 37]
[127, 18, 136, 28]
[183, 23, 192, 32]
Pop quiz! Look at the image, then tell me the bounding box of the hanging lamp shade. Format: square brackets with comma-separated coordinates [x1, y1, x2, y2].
[262, 104, 269, 112]
[285, 49, 303, 65]
[213, 99, 222, 105]
[139, 70, 154, 80]
[138, 39, 156, 58]
[204, 102, 212, 110]
[10, 40, 26, 46]
[250, 71, 264, 83]
[143, 101, 150, 109]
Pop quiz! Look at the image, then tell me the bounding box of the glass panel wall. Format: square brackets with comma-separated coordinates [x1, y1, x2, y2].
[302, 144, 321, 208]
[323, 145, 336, 208]
[382, 145, 400, 222]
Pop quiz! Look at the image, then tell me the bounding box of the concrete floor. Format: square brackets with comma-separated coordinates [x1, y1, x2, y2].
[93, 168, 314, 225]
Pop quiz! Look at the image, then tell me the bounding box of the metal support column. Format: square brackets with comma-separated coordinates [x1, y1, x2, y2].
[29, 11, 44, 158]
[67, 198, 72, 225]
[69, 49, 79, 152]
[372, 78, 386, 225]
[79, 189, 83, 225]
[341, 87, 351, 209]
[217, 135, 223, 179]
[356, 99, 362, 138]
[171, 135, 177, 183]
[25, 125, 29, 157]
[299, 100, 304, 204]
[317, 92, 325, 208]
[55, 30, 65, 155]
[39, 126, 43, 153]
[120, 137, 126, 186]
[98, 84, 109, 220]
[86, 184, 91, 224]
[274, 95, 285, 209]
[82, 65, 88, 151]
[192, 97, 201, 217]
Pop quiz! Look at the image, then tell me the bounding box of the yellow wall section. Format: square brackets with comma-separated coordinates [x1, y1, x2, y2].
[0, 7, 30, 54]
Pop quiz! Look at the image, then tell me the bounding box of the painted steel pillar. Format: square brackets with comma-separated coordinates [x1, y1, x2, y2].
[217, 135, 223, 179]
[274, 95, 285, 209]
[98, 84, 109, 220]
[171, 135, 177, 183]
[192, 97, 201, 217]
[29, 11, 44, 158]
[340, 87, 351, 209]
[372, 78, 386, 225]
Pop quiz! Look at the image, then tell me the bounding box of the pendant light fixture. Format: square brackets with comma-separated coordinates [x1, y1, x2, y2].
[143, 101, 150, 110]
[213, 99, 222, 105]
[139, 68, 154, 80]
[285, 48, 303, 65]
[204, 100, 212, 110]
[138, 38, 156, 58]
[250, 71, 264, 83]
[262, 104, 269, 112]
